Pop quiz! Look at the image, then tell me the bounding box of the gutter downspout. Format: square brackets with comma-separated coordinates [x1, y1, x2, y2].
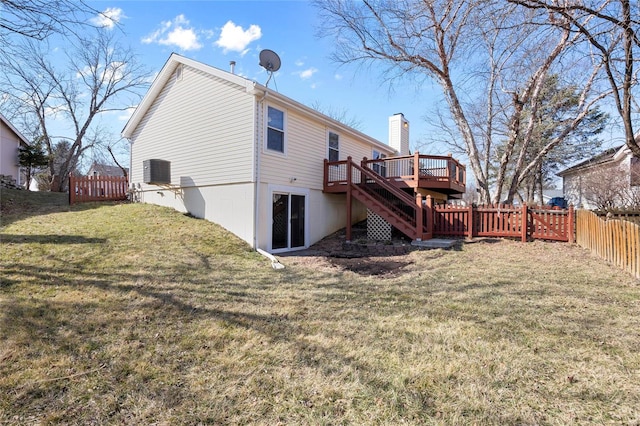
[257, 248, 285, 270]
[253, 86, 268, 252]
[127, 138, 133, 192]
[250, 84, 282, 269]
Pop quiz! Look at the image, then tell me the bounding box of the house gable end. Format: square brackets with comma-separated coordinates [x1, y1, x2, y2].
[122, 53, 254, 139]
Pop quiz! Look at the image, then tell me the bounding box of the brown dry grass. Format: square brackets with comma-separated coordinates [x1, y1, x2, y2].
[1, 188, 639, 424]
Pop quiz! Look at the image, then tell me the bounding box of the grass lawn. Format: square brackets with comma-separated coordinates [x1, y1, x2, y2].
[1, 188, 639, 424]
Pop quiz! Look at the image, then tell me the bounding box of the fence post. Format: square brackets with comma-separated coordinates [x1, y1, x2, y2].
[521, 203, 528, 242]
[568, 204, 575, 244]
[346, 156, 352, 242]
[69, 174, 74, 205]
[413, 151, 420, 183]
[467, 203, 474, 239]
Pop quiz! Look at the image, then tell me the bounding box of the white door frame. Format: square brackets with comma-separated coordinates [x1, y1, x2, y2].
[267, 184, 310, 253]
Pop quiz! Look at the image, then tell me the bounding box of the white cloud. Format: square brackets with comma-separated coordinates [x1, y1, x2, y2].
[295, 59, 304, 67]
[334, 73, 343, 81]
[215, 21, 262, 55]
[161, 27, 201, 50]
[91, 7, 125, 29]
[297, 67, 318, 80]
[142, 15, 203, 51]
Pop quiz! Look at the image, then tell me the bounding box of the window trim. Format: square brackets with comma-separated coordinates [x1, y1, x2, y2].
[265, 105, 287, 155]
[328, 131, 340, 162]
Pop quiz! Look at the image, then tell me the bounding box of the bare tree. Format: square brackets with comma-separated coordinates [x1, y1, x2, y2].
[1, 30, 150, 191]
[0, 0, 107, 50]
[580, 165, 637, 209]
[313, 0, 607, 204]
[508, 0, 640, 157]
[310, 100, 363, 131]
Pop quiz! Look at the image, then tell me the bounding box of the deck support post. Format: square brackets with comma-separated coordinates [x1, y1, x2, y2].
[415, 192, 423, 241]
[346, 156, 352, 242]
[323, 159, 329, 192]
[413, 151, 420, 183]
[424, 195, 433, 240]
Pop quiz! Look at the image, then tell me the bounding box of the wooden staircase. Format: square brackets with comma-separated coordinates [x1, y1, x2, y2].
[344, 158, 432, 241]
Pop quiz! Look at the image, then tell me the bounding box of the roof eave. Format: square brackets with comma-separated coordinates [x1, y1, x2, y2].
[121, 54, 395, 154]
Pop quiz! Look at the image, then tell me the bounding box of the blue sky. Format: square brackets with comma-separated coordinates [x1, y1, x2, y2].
[84, 0, 447, 155]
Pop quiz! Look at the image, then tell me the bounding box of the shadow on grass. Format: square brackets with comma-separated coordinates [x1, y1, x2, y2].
[1, 258, 439, 421]
[0, 187, 123, 228]
[0, 234, 107, 244]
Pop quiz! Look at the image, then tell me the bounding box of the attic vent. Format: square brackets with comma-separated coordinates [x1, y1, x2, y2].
[143, 159, 171, 185]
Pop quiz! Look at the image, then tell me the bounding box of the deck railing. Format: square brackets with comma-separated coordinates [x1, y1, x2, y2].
[362, 152, 466, 188]
[325, 152, 465, 192]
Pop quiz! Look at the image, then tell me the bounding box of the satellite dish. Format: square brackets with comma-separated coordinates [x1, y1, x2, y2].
[259, 49, 281, 72]
[259, 49, 281, 88]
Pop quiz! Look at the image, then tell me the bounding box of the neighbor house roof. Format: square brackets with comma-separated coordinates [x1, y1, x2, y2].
[87, 162, 128, 177]
[557, 145, 626, 177]
[0, 113, 30, 147]
[121, 53, 395, 153]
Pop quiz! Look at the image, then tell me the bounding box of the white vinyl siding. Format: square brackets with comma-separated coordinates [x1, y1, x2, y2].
[259, 104, 393, 191]
[130, 65, 255, 189]
[0, 121, 20, 184]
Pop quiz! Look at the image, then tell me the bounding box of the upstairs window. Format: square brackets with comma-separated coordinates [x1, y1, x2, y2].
[328, 132, 339, 162]
[267, 106, 285, 153]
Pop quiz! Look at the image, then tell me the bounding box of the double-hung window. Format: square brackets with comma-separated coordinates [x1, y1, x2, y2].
[267, 106, 285, 153]
[328, 132, 339, 162]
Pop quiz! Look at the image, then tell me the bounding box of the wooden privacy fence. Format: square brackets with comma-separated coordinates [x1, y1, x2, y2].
[69, 174, 128, 204]
[576, 210, 640, 279]
[432, 204, 574, 242]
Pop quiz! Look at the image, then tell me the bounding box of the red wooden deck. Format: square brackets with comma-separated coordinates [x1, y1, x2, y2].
[324, 152, 466, 196]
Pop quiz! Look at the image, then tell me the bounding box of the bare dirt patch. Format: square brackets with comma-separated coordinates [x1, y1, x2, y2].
[279, 221, 420, 276]
[328, 257, 413, 277]
[282, 251, 415, 277]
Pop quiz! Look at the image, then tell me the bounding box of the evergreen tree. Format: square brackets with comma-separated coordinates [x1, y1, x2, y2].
[18, 138, 48, 190]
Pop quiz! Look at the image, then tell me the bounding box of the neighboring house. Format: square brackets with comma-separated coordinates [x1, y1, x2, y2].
[122, 54, 465, 253]
[558, 145, 640, 209]
[87, 162, 128, 177]
[0, 113, 29, 188]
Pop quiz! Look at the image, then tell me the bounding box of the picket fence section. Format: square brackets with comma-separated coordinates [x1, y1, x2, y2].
[576, 210, 640, 279]
[69, 174, 128, 204]
[432, 204, 574, 243]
